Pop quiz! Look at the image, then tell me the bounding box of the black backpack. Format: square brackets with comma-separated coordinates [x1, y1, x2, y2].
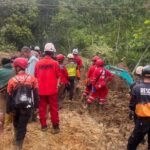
[12, 75, 33, 109]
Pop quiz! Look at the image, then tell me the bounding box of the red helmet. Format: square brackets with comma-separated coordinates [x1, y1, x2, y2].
[96, 59, 105, 67]
[92, 56, 99, 61]
[56, 54, 65, 61]
[13, 58, 28, 69]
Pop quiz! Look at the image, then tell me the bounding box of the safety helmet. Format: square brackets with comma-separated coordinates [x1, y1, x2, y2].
[142, 65, 150, 77]
[56, 54, 65, 61]
[34, 46, 40, 51]
[13, 58, 28, 69]
[67, 53, 74, 59]
[96, 59, 105, 67]
[72, 48, 78, 54]
[44, 43, 56, 52]
[135, 66, 143, 75]
[92, 56, 100, 61]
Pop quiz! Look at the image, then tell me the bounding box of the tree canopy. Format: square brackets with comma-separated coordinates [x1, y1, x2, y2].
[0, 0, 149, 68]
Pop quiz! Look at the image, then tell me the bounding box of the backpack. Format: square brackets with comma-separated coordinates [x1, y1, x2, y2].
[12, 75, 33, 109]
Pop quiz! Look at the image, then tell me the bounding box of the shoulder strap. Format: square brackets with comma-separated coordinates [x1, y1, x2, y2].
[95, 69, 105, 83]
[14, 75, 29, 85]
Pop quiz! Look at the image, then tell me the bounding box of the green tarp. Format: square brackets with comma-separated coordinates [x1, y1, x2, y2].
[0, 63, 14, 90]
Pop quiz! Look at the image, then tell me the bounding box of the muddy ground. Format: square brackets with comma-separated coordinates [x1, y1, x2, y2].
[0, 88, 147, 150]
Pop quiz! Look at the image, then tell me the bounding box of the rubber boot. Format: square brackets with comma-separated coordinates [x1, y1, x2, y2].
[51, 124, 60, 134]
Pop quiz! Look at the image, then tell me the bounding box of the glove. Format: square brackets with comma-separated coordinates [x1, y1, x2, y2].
[92, 86, 96, 93]
[129, 111, 135, 120]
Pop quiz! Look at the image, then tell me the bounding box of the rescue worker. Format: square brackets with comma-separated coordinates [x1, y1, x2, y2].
[0, 58, 14, 130]
[21, 46, 39, 76]
[35, 43, 60, 133]
[34, 46, 42, 58]
[56, 54, 69, 109]
[87, 59, 114, 106]
[66, 53, 77, 101]
[127, 65, 150, 150]
[21, 46, 39, 122]
[130, 66, 143, 91]
[129, 66, 144, 121]
[83, 56, 100, 98]
[72, 48, 83, 71]
[7, 58, 39, 150]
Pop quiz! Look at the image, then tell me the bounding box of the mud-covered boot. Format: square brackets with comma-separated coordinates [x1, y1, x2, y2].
[12, 128, 17, 145]
[51, 124, 60, 134]
[14, 140, 24, 150]
[81, 96, 87, 109]
[88, 103, 92, 113]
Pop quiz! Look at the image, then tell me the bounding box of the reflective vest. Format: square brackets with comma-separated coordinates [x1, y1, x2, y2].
[66, 62, 77, 77]
[133, 83, 150, 117]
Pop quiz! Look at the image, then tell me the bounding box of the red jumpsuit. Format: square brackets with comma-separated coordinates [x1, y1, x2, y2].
[87, 67, 114, 104]
[73, 55, 83, 70]
[35, 56, 60, 127]
[58, 64, 69, 107]
[83, 64, 97, 96]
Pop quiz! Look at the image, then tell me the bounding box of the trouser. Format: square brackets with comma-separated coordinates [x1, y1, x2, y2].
[83, 83, 92, 97]
[58, 84, 66, 108]
[87, 86, 108, 104]
[13, 108, 31, 141]
[127, 117, 150, 150]
[39, 94, 59, 127]
[68, 77, 75, 100]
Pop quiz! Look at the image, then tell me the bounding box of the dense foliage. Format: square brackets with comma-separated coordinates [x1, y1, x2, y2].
[0, 0, 149, 68]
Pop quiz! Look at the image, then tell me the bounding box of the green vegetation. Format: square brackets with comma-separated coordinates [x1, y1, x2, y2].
[0, 0, 149, 68]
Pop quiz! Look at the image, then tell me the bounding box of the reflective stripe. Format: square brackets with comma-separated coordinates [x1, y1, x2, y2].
[136, 103, 150, 117]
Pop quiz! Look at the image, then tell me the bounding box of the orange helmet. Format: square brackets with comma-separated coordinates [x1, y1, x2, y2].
[13, 58, 28, 69]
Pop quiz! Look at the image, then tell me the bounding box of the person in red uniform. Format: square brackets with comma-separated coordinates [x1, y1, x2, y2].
[87, 59, 114, 106]
[56, 54, 69, 109]
[35, 43, 60, 134]
[72, 48, 83, 70]
[83, 56, 100, 98]
[7, 58, 39, 149]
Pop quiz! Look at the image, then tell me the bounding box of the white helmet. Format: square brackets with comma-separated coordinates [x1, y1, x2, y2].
[44, 43, 56, 52]
[67, 53, 74, 59]
[72, 48, 78, 54]
[135, 66, 143, 75]
[34, 46, 40, 51]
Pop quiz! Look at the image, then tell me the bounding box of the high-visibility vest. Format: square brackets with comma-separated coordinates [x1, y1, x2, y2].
[66, 62, 77, 77]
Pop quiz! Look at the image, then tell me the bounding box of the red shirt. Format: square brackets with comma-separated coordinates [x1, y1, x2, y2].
[35, 56, 60, 95]
[59, 64, 69, 84]
[73, 55, 83, 69]
[7, 72, 38, 95]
